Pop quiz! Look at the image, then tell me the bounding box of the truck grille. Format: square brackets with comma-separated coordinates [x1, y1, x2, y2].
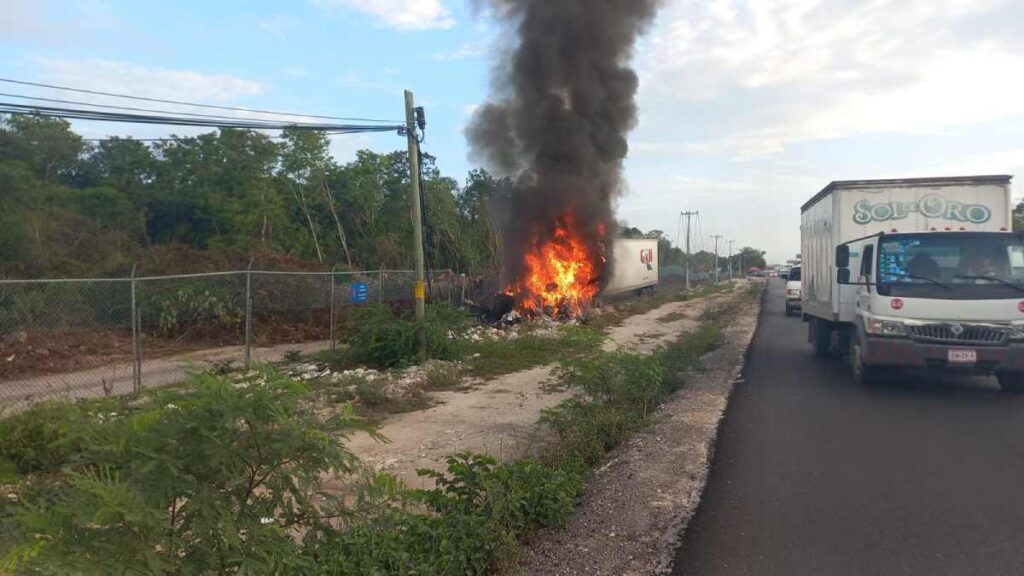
[908, 323, 1010, 346]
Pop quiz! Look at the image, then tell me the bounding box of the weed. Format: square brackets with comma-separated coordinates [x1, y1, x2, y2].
[209, 359, 237, 375]
[323, 454, 582, 575]
[460, 326, 604, 379]
[1, 369, 377, 574]
[423, 361, 463, 390]
[0, 397, 130, 476]
[354, 377, 388, 408]
[659, 322, 725, 392]
[343, 304, 469, 368]
[657, 310, 687, 323]
[283, 349, 303, 363]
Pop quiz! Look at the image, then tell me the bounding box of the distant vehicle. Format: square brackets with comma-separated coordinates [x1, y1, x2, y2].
[800, 175, 1024, 390]
[785, 266, 802, 316]
[603, 238, 659, 297]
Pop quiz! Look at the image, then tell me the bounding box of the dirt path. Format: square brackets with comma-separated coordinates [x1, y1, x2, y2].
[344, 286, 740, 487]
[521, 284, 763, 576]
[0, 340, 331, 411]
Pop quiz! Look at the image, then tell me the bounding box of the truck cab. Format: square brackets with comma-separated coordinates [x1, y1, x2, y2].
[800, 175, 1023, 391]
[838, 230, 1024, 390]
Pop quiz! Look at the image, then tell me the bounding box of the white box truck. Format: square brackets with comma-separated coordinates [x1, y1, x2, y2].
[603, 238, 659, 296]
[800, 175, 1024, 390]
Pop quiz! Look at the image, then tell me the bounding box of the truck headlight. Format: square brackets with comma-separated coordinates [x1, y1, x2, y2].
[786, 289, 801, 298]
[865, 317, 907, 337]
[1011, 324, 1024, 341]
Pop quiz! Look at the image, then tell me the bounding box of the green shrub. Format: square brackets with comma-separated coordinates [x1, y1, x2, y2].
[342, 304, 469, 368]
[0, 398, 129, 476]
[1, 369, 376, 575]
[543, 350, 665, 467]
[354, 377, 388, 407]
[555, 349, 664, 417]
[659, 322, 724, 392]
[144, 282, 243, 338]
[322, 454, 583, 575]
[540, 399, 647, 466]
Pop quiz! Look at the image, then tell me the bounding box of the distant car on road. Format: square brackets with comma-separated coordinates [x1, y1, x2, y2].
[785, 266, 802, 316]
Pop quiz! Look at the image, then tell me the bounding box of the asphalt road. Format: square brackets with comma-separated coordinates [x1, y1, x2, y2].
[673, 279, 1024, 576]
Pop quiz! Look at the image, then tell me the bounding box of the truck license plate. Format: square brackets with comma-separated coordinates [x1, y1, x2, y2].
[948, 349, 978, 364]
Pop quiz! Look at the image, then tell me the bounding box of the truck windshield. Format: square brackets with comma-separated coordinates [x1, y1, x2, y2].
[876, 232, 1024, 300]
[789, 267, 801, 281]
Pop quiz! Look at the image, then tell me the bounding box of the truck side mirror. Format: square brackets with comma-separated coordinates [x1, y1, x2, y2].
[837, 268, 851, 285]
[835, 244, 850, 268]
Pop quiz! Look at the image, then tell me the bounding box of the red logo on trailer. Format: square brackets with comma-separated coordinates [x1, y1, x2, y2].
[1018, 301, 1024, 313]
[640, 249, 653, 265]
[891, 298, 904, 311]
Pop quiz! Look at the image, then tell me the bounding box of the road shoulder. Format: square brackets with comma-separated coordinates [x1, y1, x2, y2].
[521, 286, 764, 575]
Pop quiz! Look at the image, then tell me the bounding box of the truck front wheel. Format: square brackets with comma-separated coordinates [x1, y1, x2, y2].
[810, 317, 832, 357]
[996, 372, 1024, 393]
[850, 339, 879, 386]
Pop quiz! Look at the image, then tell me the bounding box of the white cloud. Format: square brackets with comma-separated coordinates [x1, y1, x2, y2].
[621, 0, 1024, 261]
[430, 40, 488, 60]
[899, 149, 1024, 182]
[3, 0, 49, 42]
[637, 0, 1024, 158]
[3, 0, 119, 44]
[313, 0, 455, 30]
[256, 13, 301, 39]
[32, 57, 264, 103]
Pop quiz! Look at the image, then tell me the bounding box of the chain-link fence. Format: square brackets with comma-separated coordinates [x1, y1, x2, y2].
[0, 268, 471, 411]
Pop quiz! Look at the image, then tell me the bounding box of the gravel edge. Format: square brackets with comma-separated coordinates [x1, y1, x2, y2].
[520, 285, 766, 575]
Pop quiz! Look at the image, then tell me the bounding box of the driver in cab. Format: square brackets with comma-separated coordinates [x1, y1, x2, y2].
[956, 247, 1009, 283]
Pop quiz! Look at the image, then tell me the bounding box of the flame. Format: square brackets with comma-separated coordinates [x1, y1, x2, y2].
[509, 214, 604, 317]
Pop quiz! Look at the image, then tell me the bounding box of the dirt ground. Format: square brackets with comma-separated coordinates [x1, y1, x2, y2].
[0, 339, 332, 411]
[520, 284, 763, 576]
[341, 284, 744, 489]
[0, 318, 329, 382]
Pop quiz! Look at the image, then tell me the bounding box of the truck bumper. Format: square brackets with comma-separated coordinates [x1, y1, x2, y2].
[862, 337, 1024, 374]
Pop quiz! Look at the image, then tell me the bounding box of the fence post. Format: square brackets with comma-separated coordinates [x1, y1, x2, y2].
[378, 269, 384, 304]
[244, 259, 253, 370]
[130, 264, 141, 394]
[461, 274, 467, 307]
[329, 266, 337, 351]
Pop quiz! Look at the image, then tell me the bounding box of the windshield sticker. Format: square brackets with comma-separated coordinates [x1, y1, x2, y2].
[853, 195, 992, 225]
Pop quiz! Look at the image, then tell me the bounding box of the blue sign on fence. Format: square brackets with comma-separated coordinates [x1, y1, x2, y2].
[349, 282, 370, 304]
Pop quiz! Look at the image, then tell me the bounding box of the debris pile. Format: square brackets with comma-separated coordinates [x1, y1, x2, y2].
[282, 360, 462, 405]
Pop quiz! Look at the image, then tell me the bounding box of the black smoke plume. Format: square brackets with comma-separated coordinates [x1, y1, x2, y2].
[467, 0, 661, 291]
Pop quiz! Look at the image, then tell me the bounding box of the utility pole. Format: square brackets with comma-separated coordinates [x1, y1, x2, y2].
[681, 210, 699, 291]
[711, 235, 723, 284]
[727, 240, 735, 280]
[404, 90, 426, 353]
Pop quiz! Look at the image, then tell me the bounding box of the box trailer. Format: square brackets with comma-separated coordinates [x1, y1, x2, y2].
[603, 238, 659, 296]
[799, 175, 1024, 390]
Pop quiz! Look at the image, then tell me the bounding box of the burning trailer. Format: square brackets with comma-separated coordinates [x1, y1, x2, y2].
[467, 237, 660, 323]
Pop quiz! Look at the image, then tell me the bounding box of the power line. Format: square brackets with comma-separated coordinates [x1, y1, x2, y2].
[0, 77, 403, 124]
[0, 91, 357, 125]
[82, 135, 294, 143]
[0, 102, 404, 133]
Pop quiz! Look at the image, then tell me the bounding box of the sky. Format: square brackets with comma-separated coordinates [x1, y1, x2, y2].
[2, 0, 1023, 264]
